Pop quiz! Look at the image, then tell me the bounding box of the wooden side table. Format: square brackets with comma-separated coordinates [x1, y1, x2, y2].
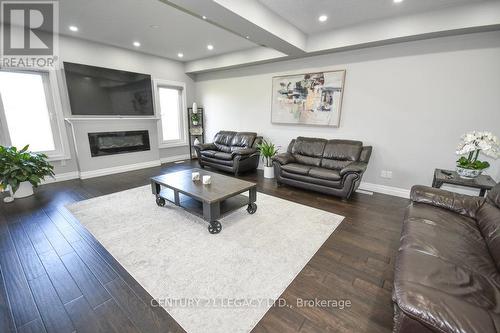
[432, 168, 497, 197]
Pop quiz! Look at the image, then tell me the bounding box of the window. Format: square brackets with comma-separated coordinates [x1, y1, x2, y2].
[154, 80, 187, 147]
[0, 70, 69, 159]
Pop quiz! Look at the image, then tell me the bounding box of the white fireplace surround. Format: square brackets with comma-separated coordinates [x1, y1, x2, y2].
[64, 117, 189, 180]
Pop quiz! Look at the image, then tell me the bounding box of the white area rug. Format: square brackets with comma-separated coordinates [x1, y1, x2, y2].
[67, 185, 344, 333]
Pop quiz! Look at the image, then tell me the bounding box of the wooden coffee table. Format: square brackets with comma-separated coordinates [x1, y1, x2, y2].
[151, 168, 257, 234]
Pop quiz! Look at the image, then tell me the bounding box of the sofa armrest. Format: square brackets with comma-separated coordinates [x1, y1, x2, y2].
[231, 148, 258, 157]
[195, 143, 216, 151]
[410, 185, 484, 219]
[272, 153, 295, 165]
[340, 162, 368, 176]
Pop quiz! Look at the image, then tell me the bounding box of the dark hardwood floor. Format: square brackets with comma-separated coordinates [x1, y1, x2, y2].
[0, 160, 408, 333]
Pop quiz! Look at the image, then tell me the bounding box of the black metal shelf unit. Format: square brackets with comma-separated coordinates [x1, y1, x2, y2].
[187, 107, 204, 159]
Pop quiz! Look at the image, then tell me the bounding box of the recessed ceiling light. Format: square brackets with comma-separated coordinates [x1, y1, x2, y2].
[149, 24, 159, 29]
[133, 41, 141, 47]
[202, 15, 207, 20]
[177, 53, 184, 58]
[245, 35, 250, 39]
[207, 44, 214, 50]
[318, 15, 328, 22]
[393, 0, 403, 3]
[69, 25, 78, 32]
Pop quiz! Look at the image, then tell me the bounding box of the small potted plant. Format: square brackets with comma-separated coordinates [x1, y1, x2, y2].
[257, 139, 278, 179]
[0, 145, 55, 202]
[191, 113, 200, 126]
[455, 131, 499, 178]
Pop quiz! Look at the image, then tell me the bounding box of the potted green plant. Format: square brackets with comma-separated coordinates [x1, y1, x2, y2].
[455, 131, 499, 178]
[0, 145, 55, 202]
[191, 113, 200, 126]
[257, 139, 278, 179]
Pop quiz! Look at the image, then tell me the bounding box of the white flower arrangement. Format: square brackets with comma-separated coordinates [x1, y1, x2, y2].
[456, 131, 500, 170]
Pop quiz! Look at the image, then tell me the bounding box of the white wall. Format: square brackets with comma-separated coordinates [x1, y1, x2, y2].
[52, 35, 194, 175]
[195, 31, 500, 192]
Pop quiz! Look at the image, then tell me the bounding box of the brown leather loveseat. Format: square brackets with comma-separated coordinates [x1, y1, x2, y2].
[272, 137, 372, 199]
[393, 183, 500, 333]
[194, 131, 262, 175]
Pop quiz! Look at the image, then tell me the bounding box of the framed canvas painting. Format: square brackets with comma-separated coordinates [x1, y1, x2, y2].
[271, 70, 346, 127]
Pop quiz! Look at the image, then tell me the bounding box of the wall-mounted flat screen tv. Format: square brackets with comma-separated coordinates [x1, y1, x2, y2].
[64, 62, 154, 116]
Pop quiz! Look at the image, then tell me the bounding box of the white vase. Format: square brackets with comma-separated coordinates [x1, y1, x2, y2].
[193, 138, 200, 146]
[264, 166, 275, 179]
[192, 102, 198, 113]
[14, 181, 34, 198]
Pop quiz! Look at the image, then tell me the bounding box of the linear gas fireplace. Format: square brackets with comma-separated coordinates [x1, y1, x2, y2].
[88, 130, 150, 157]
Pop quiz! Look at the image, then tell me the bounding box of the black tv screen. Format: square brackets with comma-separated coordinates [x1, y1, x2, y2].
[64, 62, 154, 116]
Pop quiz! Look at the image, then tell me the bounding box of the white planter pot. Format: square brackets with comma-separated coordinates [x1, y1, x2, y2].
[14, 181, 34, 198]
[263, 166, 275, 179]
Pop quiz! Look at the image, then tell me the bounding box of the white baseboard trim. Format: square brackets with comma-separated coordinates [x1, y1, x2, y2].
[359, 181, 410, 199]
[160, 154, 191, 164]
[79, 160, 161, 180]
[42, 171, 80, 184]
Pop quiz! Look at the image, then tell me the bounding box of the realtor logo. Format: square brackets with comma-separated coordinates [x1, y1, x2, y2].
[1, 0, 59, 67]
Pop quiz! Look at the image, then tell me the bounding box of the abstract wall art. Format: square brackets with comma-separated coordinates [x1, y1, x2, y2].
[271, 70, 346, 127]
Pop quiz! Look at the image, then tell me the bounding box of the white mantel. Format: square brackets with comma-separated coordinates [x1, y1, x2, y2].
[66, 117, 162, 179]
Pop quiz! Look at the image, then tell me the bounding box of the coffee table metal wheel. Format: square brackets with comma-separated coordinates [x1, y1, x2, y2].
[247, 203, 257, 214]
[156, 196, 166, 207]
[208, 221, 222, 234]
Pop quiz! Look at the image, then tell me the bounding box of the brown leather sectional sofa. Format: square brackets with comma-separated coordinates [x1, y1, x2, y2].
[194, 131, 262, 175]
[272, 137, 372, 199]
[393, 183, 500, 333]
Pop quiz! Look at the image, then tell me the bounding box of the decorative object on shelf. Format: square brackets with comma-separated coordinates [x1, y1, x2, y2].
[188, 106, 204, 159]
[455, 131, 499, 178]
[190, 127, 203, 136]
[191, 113, 200, 126]
[0, 145, 55, 202]
[271, 70, 346, 127]
[191, 172, 200, 181]
[192, 102, 198, 114]
[202, 175, 212, 185]
[257, 139, 279, 179]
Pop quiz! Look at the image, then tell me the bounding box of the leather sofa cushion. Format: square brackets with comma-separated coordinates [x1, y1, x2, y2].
[321, 140, 362, 170]
[230, 132, 256, 149]
[395, 251, 500, 333]
[291, 137, 326, 167]
[214, 131, 236, 153]
[281, 163, 311, 175]
[321, 159, 353, 170]
[292, 137, 327, 157]
[214, 152, 233, 160]
[200, 156, 234, 166]
[486, 183, 500, 209]
[281, 170, 342, 189]
[394, 203, 500, 333]
[308, 167, 341, 181]
[294, 155, 322, 167]
[476, 184, 500, 270]
[402, 204, 497, 277]
[200, 150, 217, 158]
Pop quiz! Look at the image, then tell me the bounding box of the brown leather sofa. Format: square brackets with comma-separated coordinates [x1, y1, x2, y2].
[272, 137, 372, 199]
[194, 131, 262, 175]
[393, 183, 500, 333]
